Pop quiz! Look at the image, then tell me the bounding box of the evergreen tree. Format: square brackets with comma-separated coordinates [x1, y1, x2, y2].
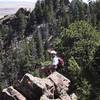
[16, 10, 28, 38]
[54, 21, 99, 99]
[94, 0, 100, 30]
[44, 0, 54, 23]
[34, 0, 44, 24]
[70, 0, 87, 21]
[91, 46, 100, 99]
[36, 27, 44, 61]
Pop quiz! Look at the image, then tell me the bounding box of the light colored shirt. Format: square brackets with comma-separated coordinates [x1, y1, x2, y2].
[52, 56, 59, 66]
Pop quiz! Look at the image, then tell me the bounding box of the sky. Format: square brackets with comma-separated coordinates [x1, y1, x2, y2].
[0, 0, 32, 2]
[0, 0, 96, 3]
[0, 0, 37, 2]
[0, 0, 96, 18]
[0, 0, 36, 18]
[69, 0, 96, 3]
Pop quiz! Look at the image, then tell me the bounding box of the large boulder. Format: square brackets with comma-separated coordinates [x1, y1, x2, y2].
[0, 92, 14, 100]
[14, 73, 44, 100]
[2, 86, 26, 100]
[70, 93, 77, 100]
[47, 72, 70, 98]
[0, 72, 77, 100]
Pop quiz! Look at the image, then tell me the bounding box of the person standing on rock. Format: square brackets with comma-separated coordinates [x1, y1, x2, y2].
[50, 50, 59, 71]
[48, 49, 64, 72]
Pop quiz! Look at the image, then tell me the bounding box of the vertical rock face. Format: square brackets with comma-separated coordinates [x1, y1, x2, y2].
[0, 72, 77, 100]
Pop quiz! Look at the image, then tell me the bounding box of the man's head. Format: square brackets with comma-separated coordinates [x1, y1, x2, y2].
[48, 49, 57, 57]
[50, 50, 57, 55]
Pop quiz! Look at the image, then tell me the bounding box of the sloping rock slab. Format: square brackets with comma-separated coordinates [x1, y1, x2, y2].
[59, 94, 71, 100]
[2, 86, 26, 100]
[48, 72, 70, 92]
[48, 72, 70, 87]
[14, 73, 45, 100]
[0, 92, 14, 100]
[47, 72, 71, 99]
[0, 72, 75, 100]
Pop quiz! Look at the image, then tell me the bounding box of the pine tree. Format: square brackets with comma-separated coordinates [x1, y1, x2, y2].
[42, 0, 54, 23]
[34, 0, 44, 24]
[17, 12, 27, 38]
[36, 27, 44, 61]
[70, 0, 87, 21]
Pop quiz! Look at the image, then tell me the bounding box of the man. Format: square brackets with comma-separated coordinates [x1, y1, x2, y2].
[48, 50, 59, 71]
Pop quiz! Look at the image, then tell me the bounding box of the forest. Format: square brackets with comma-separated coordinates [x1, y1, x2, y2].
[0, 0, 100, 99]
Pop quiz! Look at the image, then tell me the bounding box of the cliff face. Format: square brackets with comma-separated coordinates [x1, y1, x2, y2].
[0, 0, 70, 88]
[0, 0, 70, 44]
[0, 0, 71, 55]
[0, 72, 77, 100]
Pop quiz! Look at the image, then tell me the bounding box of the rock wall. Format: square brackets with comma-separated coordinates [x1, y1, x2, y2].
[0, 72, 77, 100]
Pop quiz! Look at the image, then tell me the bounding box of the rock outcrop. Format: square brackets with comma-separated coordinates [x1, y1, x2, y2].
[0, 72, 77, 100]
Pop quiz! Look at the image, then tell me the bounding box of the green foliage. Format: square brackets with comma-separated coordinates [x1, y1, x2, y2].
[70, 0, 87, 21]
[68, 57, 92, 100]
[67, 56, 91, 100]
[94, 0, 100, 30]
[76, 78, 91, 100]
[17, 37, 38, 76]
[35, 28, 44, 61]
[41, 61, 51, 66]
[31, 70, 40, 77]
[57, 21, 99, 68]
[34, 1, 44, 24]
[0, 0, 100, 99]
[68, 56, 81, 76]
[54, 21, 100, 99]
[17, 13, 27, 33]
[44, 0, 54, 23]
[90, 46, 100, 99]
